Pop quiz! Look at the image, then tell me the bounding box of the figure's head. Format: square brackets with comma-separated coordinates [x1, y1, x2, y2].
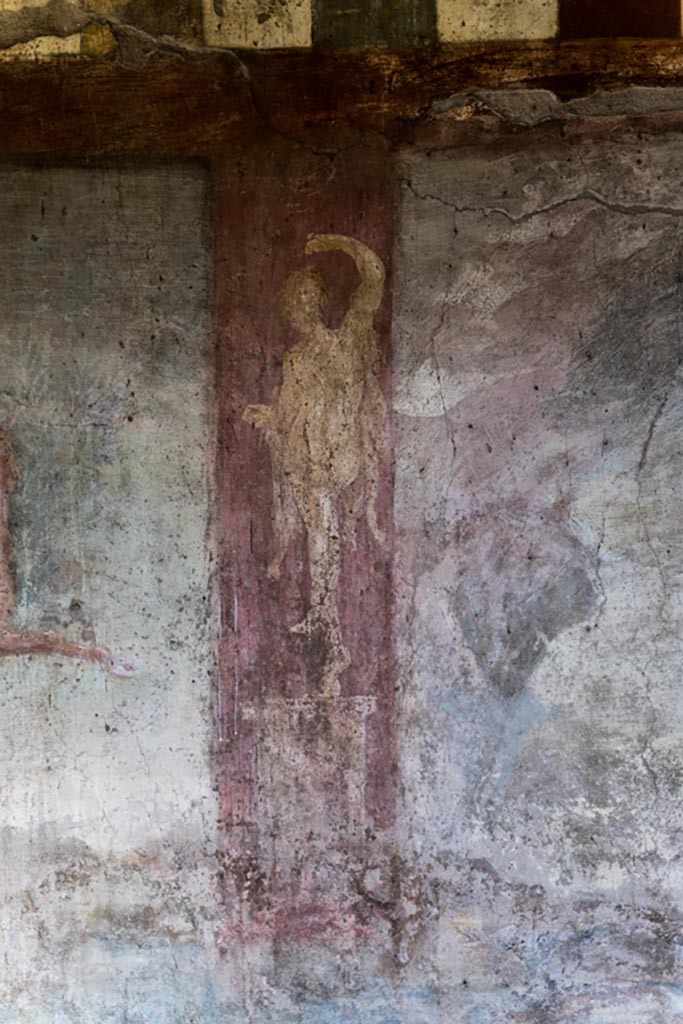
[278, 267, 327, 330]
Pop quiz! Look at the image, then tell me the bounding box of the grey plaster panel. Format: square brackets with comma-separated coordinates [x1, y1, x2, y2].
[0, 164, 223, 1023]
[393, 129, 683, 1021]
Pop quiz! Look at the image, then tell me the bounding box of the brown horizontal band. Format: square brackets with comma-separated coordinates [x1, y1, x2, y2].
[3, 40, 683, 156]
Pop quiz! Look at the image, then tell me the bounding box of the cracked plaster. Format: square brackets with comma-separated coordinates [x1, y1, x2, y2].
[0, 56, 681, 1023]
[392, 122, 683, 1021]
[0, 164, 221, 1022]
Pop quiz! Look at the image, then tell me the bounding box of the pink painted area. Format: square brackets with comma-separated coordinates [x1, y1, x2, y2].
[220, 896, 374, 945]
[0, 625, 136, 678]
[392, 168, 643, 706]
[396, 194, 638, 540]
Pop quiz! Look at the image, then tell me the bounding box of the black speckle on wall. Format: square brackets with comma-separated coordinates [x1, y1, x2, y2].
[313, 0, 436, 49]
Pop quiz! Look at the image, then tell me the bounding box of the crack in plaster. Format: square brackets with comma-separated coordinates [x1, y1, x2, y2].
[592, 507, 607, 629]
[402, 179, 683, 223]
[428, 290, 458, 480]
[635, 391, 671, 616]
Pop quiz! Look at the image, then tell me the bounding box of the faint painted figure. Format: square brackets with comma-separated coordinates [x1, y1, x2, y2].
[0, 428, 134, 677]
[244, 234, 387, 695]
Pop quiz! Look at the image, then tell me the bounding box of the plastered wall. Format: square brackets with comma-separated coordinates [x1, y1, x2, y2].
[0, 164, 223, 1021]
[1, 91, 683, 1021]
[1, 0, 683, 1019]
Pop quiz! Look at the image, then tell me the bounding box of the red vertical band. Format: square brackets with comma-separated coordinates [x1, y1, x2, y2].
[213, 138, 396, 941]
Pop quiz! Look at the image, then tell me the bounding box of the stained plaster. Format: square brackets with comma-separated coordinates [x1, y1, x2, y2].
[0, 83, 681, 1024]
[0, 164, 222, 1022]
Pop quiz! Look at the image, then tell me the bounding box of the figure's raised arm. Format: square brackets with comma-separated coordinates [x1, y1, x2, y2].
[305, 234, 385, 317]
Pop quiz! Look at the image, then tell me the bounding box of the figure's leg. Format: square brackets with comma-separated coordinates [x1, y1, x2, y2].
[291, 489, 348, 696]
[262, 431, 301, 580]
[267, 478, 297, 579]
[291, 489, 340, 633]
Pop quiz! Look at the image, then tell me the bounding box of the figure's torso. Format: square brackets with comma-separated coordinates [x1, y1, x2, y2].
[277, 323, 375, 494]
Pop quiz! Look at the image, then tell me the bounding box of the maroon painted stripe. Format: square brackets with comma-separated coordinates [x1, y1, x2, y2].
[213, 139, 397, 939]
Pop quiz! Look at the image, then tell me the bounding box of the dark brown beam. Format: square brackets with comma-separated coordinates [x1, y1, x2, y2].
[4, 40, 683, 156]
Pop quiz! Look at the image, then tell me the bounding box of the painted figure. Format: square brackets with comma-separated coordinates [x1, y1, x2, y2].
[244, 233, 387, 695]
[0, 428, 134, 677]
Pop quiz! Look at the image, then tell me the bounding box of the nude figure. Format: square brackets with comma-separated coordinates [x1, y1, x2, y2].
[0, 428, 134, 678]
[244, 233, 387, 696]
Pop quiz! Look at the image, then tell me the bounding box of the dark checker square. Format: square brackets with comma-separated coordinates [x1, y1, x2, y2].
[560, 0, 680, 37]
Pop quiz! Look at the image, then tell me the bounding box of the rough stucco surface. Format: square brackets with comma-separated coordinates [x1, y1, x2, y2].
[2, 107, 683, 1024]
[437, 0, 557, 40]
[203, 0, 311, 48]
[393, 129, 683, 1021]
[0, 165, 223, 1022]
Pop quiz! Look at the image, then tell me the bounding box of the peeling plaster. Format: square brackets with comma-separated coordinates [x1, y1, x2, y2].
[0, 65, 682, 1022]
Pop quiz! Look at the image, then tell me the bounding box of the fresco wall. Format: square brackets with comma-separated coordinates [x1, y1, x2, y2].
[2, 100, 683, 1022]
[393, 118, 683, 1023]
[0, 164, 225, 1021]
